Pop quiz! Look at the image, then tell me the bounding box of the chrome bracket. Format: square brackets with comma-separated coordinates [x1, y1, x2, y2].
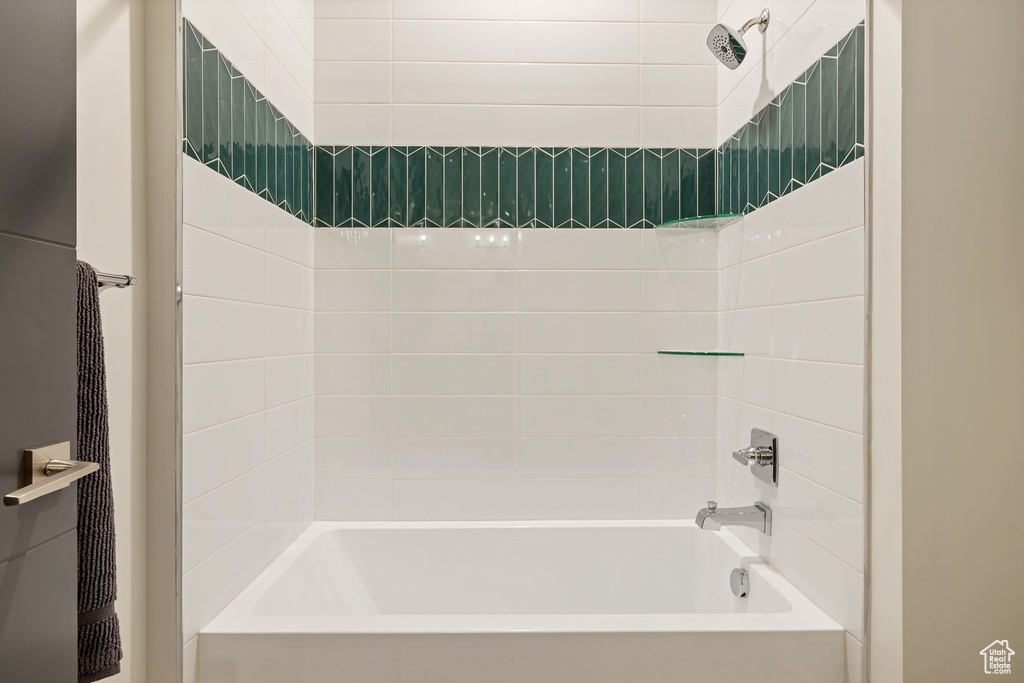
[732, 428, 779, 487]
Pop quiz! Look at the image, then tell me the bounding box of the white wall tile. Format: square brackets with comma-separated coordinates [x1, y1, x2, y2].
[315, 227, 391, 268]
[640, 228, 718, 270]
[519, 22, 640, 64]
[519, 0, 640, 22]
[314, 104, 391, 144]
[315, 479, 392, 520]
[640, 353, 717, 395]
[517, 106, 642, 147]
[640, 65, 716, 106]
[772, 228, 865, 304]
[266, 354, 314, 407]
[518, 270, 641, 312]
[771, 469, 864, 570]
[315, 438, 393, 478]
[517, 478, 639, 519]
[314, 270, 392, 310]
[393, 355, 517, 395]
[313, 19, 390, 60]
[641, 0, 716, 23]
[772, 411, 863, 503]
[394, 105, 520, 147]
[183, 359, 266, 434]
[772, 297, 865, 364]
[392, 0, 516, 20]
[265, 483, 315, 561]
[314, 354, 392, 395]
[518, 312, 640, 353]
[265, 397, 315, 458]
[393, 479, 517, 520]
[182, 297, 265, 364]
[393, 312, 516, 353]
[641, 395, 718, 437]
[183, 467, 266, 573]
[184, 226, 265, 303]
[392, 63, 517, 105]
[771, 160, 864, 251]
[640, 437, 717, 477]
[519, 228, 641, 270]
[640, 312, 718, 352]
[393, 439, 517, 479]
[518, 438, 642, 478]
[772, 358, 863, 433]
[641, 23, 717, 65]
[519, 396, 642, 437]
[266, 441, 315, 509]
[640, 478, 716, 518]
[315, 396, 391, 437]
[393, 21, 517, 63]
[642, 269, 717, 312]
[315, 0, 390, 19]
[393, 228, 516, 269]
[393, 270, 518, 311]
[393, 397, 517, 438]
[518, 65, 641, 106]
[639, 106, 718, 147]
[183, 412, 267, 503]
[265, 306, 313, 356]
[519, 355, 641, 395]
[314, 62, 391, 103]
[315, 312, 391, 352]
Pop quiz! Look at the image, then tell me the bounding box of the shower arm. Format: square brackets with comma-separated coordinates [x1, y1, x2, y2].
[739, 9, 771, 35]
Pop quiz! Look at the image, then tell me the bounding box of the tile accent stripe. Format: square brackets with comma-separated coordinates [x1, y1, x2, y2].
[717, 22, 865, 215]
[182, 19, 313, 224]
[181, 20, 864, 228]
[313, 146, 717, 229]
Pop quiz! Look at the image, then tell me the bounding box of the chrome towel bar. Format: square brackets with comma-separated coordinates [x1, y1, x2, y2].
[96, 271, 136, 292]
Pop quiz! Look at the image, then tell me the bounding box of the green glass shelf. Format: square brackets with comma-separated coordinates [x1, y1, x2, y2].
[655, 213, 743, 230]
[657, 351, 745, 356]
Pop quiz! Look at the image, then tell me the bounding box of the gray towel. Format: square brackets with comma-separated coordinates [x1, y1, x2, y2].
[76, 261, 122, 683]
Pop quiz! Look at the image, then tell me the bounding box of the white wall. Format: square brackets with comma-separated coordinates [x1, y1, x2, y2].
[313, 0, 719, 147]
[182, 0, 314, 138]
[314, 227, 720, 520]
[180, 158, 315, 678]
[716, 0, 867, 145]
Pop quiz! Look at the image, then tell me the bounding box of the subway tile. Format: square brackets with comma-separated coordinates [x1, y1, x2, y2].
[393, 439, 518, 479]
[314, 227, 391, 269]
[771, 468, 864, 571]
[519, 354, 642, 395]
[517, 478, 639, 520]
[640, 65, 717, 107]
[640, 228, 717, 270]
[265, 397, 314, 459]
[519, 396, 642, 438]
[518, 312, 640, 353]
[264, 254, 312, 309]
[639, 437, 717, 478]
[392, 270, 517, 311]
[183, 296, 265, 363]
[772, 227, 865, 304]
[393, 397, 517, 438]
[518, 22, 640, 64]
[392, 106, 518, 147]
[314, 62, 390, 104]
[265, 306, 314, 356]
[772, 358, 864, 434]
[392, 0, 516, 20]
[314, 0, 390, 19]
[641, 394, 717, 437]
[315, 479, 392, 520]
[266, 441, 315, 509]
[394, 228, 516, 269]
[518, 0, 640, 21]
[640, 0, 716, 23]
[315, 438, 393, 479]
[393, 479, 517, 520]
[717, 355, 773, 408]
[518, 270, 641, 312]
[640, 353, 717, 395]
[640, 107, 717, 148]
[518, 438, 641, 478]
[519, 228, 641, 269]
[182, 359, 265, 434]
[641, 23, 717, 65]
[265, 484, 314, 562]
[313, 19, 390, 60]
[183, 226, 265, 303]
[517, 107, 641, 148]
[314, 354, 392, 395]
[314, 269, 391, 310]
[266, 353, 314, 407]
[718, 256, 773, 311]
[640, 478, 716, 518]
[641, 269, 717, 312]
[772, 411, 864, 504]
[315, 396, 391, 438]
[639, 312, 718, 353]
[393, 312, 517, 353]
[772, 297, 865, 364]
[392, 63, 517, 105]
[314, 311, 391, 352]
[183, 412, 267, 503]
[314, 104, 391, 145]
[392, 355, 517, 395]
[518, 65, 641, 106]
[393, 20, 516, 62]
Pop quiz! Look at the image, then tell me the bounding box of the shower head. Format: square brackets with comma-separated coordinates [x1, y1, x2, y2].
[706, 8, 770, 70]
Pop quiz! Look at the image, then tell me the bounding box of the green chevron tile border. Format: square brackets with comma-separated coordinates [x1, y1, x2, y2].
[717, 22, 865, 216]
[183, 19, 313, 224]
[182, 19, 864, 229]
[312, 146, 717, 229]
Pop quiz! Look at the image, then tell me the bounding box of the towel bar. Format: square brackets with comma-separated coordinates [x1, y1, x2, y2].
[96, 271, 136, 292]
[3, 441, 99, 506]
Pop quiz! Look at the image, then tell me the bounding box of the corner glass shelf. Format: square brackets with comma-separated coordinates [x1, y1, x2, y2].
[657, 351, 745, 356]
[655, 213, 743, 230]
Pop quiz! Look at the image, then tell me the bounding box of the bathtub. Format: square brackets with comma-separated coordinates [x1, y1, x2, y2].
[199, 521, 845, 683]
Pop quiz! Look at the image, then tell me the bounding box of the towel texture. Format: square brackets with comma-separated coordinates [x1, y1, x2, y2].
[76, 261, 122, 683]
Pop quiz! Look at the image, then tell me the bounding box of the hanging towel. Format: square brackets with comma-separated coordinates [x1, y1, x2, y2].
[76, 261, 123, 683]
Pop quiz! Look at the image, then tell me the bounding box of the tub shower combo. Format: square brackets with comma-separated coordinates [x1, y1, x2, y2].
[182, 3, 867, 682]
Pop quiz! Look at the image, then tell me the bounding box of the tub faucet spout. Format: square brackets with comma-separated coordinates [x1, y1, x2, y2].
[695, 500, 772, 535]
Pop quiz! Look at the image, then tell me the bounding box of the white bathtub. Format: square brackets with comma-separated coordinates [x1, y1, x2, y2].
[199, 521, 845, 683]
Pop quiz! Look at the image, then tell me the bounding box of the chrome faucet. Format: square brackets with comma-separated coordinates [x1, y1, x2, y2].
[695, 500, 772, 535]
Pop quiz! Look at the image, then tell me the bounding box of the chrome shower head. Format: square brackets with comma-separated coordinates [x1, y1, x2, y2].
[706, 8, 770, 70]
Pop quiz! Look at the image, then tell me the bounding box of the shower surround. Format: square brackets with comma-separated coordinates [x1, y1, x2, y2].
[181, 1, 867, 682]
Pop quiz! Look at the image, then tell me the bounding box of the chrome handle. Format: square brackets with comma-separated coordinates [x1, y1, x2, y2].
[732, 445, 774, 465]
[3, 442, 99, 506]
